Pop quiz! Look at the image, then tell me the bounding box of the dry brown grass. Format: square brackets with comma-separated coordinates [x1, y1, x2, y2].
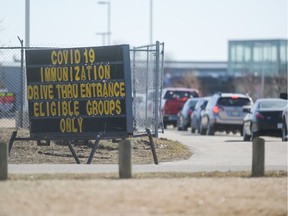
[0, 176, 287, 216]
[1, 128, 191, 164]
[1, 129, 287, 216]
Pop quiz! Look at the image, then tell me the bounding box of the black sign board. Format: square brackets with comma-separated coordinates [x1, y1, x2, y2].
[25, 45, 133, 139]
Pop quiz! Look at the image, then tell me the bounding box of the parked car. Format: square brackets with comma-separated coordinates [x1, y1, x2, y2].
[280, 93, 288, 141]
[282, 104, 288, 141]
[190, 97, 211, 133]
[242, 98, 287, 141]
[161, 87, 199, 129]
[200, 92, 253, 135]
[133, 93, 147, 120]
[0, 88, 16, 115]
[176, 97, 200, 131]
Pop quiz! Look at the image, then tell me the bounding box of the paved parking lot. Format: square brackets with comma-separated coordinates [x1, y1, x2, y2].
[160, 128, 287, 170]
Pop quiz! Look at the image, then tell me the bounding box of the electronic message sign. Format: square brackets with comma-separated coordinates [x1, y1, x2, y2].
[25, 45, 133, 139]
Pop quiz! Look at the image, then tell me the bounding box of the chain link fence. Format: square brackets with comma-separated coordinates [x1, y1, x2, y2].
[0, 42, 164, 137]
[131, 42, 164, 137]
[0, 47, 22, 128]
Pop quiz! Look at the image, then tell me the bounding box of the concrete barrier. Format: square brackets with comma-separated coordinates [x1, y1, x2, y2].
[252, 137, 265, 177]
[0, 142, 8, 180]
[118, 139, 132, 178]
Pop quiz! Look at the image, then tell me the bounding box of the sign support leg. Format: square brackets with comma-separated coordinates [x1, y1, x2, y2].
[8, 131, 18, 154]
[146, 129, 159, 164]
[87, 135, 101, 164]
[66, 140, 81, 164]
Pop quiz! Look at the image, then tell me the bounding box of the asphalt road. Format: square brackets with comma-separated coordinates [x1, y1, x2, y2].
[160, 127, 287, 171]
[8, 128, 287, 174]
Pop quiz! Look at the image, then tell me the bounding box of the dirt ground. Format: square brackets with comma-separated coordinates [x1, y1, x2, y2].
[1, 128, 287, 215]
[0, 177, 287, 216]
[2, 128, 191, 164]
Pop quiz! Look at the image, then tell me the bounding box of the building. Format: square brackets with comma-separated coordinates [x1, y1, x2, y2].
[228, 39, 287, 77]
[163, 61, 231, 96]
[228, 39, 287, 98]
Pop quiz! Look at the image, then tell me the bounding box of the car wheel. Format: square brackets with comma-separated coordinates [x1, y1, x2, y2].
[251, 131, 258, 140]
[199, 123, 206, 135]
[206, 120, 215, 135]
[183, 122, 188, 131]
[243, 126, 251, 141]
[190, 122, 194, 133]
[163, 122, 167, 129]
[177, 118, 182, 131]
[191, 127, 196, 133]
[282, 120, 288, 141]
[197, 123, 201, 134]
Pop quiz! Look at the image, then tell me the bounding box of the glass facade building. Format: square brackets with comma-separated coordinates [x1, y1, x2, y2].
[228, 39, 287, 77]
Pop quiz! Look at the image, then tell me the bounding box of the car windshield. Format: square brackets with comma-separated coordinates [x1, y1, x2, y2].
[164, 90, 198, 99]
[259, 100, 287, 109]
[217, 97, 251, 106]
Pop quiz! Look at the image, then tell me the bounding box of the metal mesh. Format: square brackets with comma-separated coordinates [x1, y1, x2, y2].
[131, 42, 164, 136]
[0, 42, 164, 137]
[0, 47, 22, 128]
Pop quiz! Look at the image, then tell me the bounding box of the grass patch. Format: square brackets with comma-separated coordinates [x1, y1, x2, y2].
[7, 170, 287, 181]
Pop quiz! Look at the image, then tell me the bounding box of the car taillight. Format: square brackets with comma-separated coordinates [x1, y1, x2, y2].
[231, 95, 238, 99]
[188, 110, 193, 116]
[213, 106, 220, 114]
[213, 106, 224, 114]
[181, 97, 188, 102]
[256, 112, 265, 119]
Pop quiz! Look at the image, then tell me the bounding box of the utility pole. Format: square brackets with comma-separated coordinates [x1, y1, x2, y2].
[150, 0, 153, 44]
[25, 0, 30, 47]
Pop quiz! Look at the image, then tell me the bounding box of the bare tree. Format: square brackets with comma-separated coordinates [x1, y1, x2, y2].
[171, 71, 200, 89]
[233, 75, 287, 100]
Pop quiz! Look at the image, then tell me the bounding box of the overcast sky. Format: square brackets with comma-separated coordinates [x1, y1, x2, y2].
[1, 0, 287, 61]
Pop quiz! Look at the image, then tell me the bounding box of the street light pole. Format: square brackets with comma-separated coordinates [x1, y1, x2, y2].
[96, 32, 107, 46]
[25, 0, 30, 47]
[150, 0, 153, 44]
[108, 2, 111, 45]
[98, 1, 111, 45]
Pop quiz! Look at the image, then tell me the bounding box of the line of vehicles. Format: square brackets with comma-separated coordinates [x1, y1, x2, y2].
[0, 88, 16, 116]
[161, 87, 288, 142]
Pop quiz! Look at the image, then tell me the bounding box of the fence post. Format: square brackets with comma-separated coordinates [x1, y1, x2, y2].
[17, 36, 24, 128]
[119, 139, 132, 178]
[154, 41, 160, 138]
[251, 137, 265, 177]
[0, 142, 8, 180]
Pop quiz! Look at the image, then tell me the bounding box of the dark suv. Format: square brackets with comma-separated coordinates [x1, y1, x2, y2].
[161, 88, 199, 129]
[176, 97, 200, 131]
[199, 93, 253, 135]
